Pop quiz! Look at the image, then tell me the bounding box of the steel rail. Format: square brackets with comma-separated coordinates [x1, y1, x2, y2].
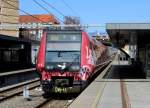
[0, 78, 40, 102]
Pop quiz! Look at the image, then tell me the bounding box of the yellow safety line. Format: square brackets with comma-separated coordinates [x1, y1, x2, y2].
[120, 80, 131, 108]
[91, 54, 118, 108]
[91, 81, 107, 108]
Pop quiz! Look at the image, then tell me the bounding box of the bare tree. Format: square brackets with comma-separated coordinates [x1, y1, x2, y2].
[64, 16, 81, 30]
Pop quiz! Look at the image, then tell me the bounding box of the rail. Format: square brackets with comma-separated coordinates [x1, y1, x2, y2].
[0, 78, 40, 102]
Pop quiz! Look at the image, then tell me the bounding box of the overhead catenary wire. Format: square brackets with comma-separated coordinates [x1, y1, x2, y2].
[0, 24, 105, 30]
[61, 0, 79, 16]
[61, 0, 87, 24]
[1, 0, 105, 32]
[1, 0, 47, 23]
[41, 0, 65, 17]
[41, 0, 86, 25]
[33, 0, 64, 23]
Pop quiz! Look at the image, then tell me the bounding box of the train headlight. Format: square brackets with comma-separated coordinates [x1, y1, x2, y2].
[70, 65, 80, 71]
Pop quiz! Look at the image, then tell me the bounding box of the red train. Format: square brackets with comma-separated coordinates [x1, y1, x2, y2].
[36, 29, 108, 94]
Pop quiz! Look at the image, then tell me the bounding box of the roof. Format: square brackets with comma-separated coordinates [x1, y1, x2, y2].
[106, 23, 150, 30]
[19, 14, 60, 24]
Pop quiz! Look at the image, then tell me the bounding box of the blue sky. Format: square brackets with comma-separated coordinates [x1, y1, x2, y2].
[20, 0, 150, 32]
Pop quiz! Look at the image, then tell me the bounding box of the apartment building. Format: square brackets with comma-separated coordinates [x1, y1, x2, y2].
[0, 0, 19, 37]
[19, 14, 59, 64]
[19, 14, 60, 40]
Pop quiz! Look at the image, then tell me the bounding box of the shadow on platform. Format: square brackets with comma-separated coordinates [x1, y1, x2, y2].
[104, 64, 146, 79]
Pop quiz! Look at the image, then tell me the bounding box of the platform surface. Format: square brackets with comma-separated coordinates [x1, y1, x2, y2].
[69, 54, 150, 108]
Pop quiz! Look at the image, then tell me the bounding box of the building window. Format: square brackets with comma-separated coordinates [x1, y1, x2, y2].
[2, 50, 19, 62]
[38, 30, 42, 39]
[3, 51, 11, 62]
[11, 50, 19, 62]
[27, 23, 31, 28]
[32, 31, 36, 35]
[32, 23, 37, 28]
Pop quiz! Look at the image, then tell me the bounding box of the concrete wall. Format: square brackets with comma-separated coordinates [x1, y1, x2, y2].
[1, 0, 19, 8]
[0, 15, 19, 24]
[0, 30, 19, 37]
[1, 8, 19, 17]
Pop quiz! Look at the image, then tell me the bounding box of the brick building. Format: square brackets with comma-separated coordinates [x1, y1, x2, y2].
[19, 14, 60, 64]
[19, 14, 60, 40]
[0, 0, 19, 37]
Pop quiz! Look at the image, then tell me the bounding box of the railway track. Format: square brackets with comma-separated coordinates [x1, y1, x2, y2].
[34, 63, 110, 108]
[0, 59, 112, 108]
[0, 78, 40, 102]
[35, 98, 69, 108]
[0, 87, 74, 108]
[0, 76, 76, 108]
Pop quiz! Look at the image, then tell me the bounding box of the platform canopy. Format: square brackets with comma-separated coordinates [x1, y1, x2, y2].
[106, 23, 150, 48]
[106, 23, 150, 30]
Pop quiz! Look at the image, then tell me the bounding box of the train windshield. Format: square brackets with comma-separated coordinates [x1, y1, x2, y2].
[46, 51, 80, 63]
[45, 32, 81, 71]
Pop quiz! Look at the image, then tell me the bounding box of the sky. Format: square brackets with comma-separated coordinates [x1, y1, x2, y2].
[20, 0, 150, 32]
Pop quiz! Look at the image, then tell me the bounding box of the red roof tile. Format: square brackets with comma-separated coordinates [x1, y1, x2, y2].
[19, 14, 60, 24]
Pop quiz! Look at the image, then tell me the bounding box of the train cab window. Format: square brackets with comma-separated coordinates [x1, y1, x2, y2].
[45, 32, 81, 71]
[46, 33, 81, 51]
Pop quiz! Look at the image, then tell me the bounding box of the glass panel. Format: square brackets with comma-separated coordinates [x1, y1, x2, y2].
[46, 51, 80, 63]
[47, 33, 81, 42]
[45, 32, 81, 71]
[3, 51, 11, 62]
[11, 50, 19, 62]
[139, 48, 145, 65]
[46, 43, 80, 51]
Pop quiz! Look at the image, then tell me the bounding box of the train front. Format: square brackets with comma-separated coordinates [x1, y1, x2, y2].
[38, 30, 84, 94]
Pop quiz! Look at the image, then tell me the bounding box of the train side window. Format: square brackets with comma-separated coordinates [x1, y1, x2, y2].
[90, 42, 95, 56]
[89, 42, 96, 63]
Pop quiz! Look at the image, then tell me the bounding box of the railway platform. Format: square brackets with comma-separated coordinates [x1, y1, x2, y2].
[69, 53, 150, 108]
[0, 68, 38, 88]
